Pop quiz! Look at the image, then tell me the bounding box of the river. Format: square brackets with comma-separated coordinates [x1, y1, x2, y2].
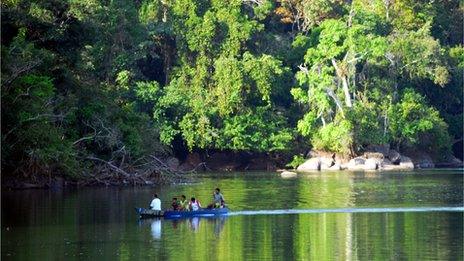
[2, 169, 463, 260]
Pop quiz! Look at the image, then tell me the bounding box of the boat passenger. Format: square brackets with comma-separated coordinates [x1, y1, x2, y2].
[208, 188, 225, 208]
[171, 197, 180, 210]
[189, 197, 201, 211]
[179, 195, 188, 210]
[150, 194, 161, 211]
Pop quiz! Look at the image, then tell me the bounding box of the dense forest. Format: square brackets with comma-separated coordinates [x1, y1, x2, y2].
[1, 0, 463, 183]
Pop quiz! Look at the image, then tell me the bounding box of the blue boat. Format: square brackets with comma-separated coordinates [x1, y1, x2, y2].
[135, 207, 229, 219]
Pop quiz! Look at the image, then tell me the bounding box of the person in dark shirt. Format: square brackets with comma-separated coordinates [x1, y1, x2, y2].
[171, 197, 180, 210]
[208, 188, 225, 208]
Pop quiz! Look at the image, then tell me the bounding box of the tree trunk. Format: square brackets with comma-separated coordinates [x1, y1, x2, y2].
[331, 59, 352, 107]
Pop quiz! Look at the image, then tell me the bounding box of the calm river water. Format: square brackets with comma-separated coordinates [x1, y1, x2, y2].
[2, 170, 463, 260]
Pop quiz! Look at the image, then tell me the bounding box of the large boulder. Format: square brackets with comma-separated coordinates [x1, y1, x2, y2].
[297, 158, 321, 171]
[320, 157, 335, 170]
[328, 163, 342, 171]
[363, 158, 379, 170]
[306, 150, 350, 165]
[399, 156, 414, 169]
[381, 158, 392, 166]
[349, 157, 365, 165]
[364, 152, 384, 160]
[280, 171, 297, 178]
[306, 150, 320, 158]
[347, 157, 366, 170]
[379, 158, 392, 170]
[387, 150, 401, 164]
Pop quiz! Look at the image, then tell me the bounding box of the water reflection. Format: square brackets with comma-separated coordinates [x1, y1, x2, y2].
[150, 218, 162, 240]
[207, 216, 226, 237]
[139, 216, 228, 240]
[1, 170, 462, 260]
[189, 217, 200, 232]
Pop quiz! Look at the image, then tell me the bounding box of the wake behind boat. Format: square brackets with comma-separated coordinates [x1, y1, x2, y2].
[135, 207, 229, 219]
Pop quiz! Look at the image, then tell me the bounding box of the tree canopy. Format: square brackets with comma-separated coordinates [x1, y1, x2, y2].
[1, 0, 462, 178]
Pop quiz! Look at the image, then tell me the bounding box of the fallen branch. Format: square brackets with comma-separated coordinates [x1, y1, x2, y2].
[85, 156, 130, 177]
[81, 154, 195, 186]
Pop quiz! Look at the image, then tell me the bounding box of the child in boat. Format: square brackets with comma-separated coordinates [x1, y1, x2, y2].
[189, 197, 201, 211]
[179, 195, 188, 210]
[171, 197, 180, 210]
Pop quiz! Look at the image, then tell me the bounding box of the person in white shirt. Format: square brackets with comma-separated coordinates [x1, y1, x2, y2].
[150, 194, 161, 211]
[188, 197, 201, 211]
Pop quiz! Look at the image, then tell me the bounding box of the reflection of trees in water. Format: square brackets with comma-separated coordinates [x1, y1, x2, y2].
[3, 173, 462, 260]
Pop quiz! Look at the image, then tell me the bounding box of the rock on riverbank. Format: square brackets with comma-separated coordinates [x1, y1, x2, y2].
[296, 148, 463, 172]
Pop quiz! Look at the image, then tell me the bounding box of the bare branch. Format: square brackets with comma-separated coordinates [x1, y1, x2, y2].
[298, 64, 309, 74]
[2, 60, 42, 91]
[325, 88, 345, 117]
[242, 0, 265, 6]
[86, 156, 131, 177]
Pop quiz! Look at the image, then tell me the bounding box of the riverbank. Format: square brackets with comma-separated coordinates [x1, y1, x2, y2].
[2, 149, 463, 189]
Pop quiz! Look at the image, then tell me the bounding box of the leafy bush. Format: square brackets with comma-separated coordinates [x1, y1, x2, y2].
[388, 88, 451, 153]
[218, 107, 293, 152]
[348, 102, 387, 150]
[311, 119, 353, 154]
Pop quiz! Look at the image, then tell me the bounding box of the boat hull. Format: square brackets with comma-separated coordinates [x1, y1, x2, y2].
[135, 207, 229, 218]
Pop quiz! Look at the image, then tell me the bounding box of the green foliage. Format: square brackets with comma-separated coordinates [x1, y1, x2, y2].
[388, 89, 450, 153]
[148, 2, 293, 152]
[286, 155, 306, 169]
[390, 23, 450, 86]
[348, 102, 387, 149]
[296, 111, 317, 138]
[1, 26, 81, 177]
[179, 112, 217, 150]
[252, 0, 274, 20]
[292, 3, 454, 156]
[213, 56, 244, 116]
[1, 0, 461, 181]
[116, 70, 132, 91]
[134, 81, 161, 103]
[218, 107, 293, 152]
[311, 119, 353, 154]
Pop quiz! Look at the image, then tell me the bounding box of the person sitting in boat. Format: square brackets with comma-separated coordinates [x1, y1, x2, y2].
[208, 188, 225, 208]
[171, 197, 180, 210]
[189, 197, 201, 211]
[179, 195, 188, 210]
[150, 194, 161, 211]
